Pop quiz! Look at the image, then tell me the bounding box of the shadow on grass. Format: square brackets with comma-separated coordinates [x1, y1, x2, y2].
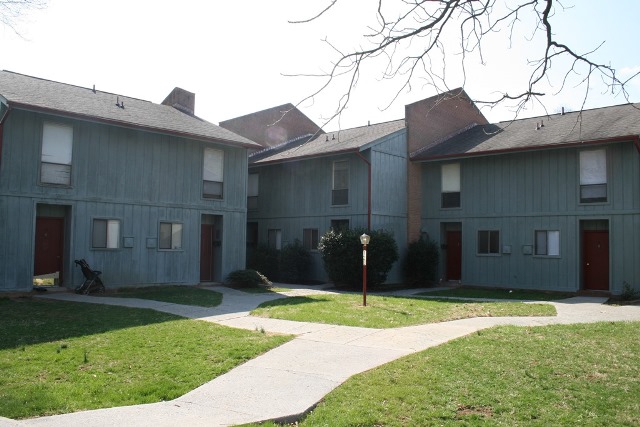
[0, 297, 179, 351]
[256, 295, 331, 308]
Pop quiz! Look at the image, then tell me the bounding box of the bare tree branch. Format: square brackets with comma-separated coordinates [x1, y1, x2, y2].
[0, 0, 46, 35]
[290, 0, 639, 127]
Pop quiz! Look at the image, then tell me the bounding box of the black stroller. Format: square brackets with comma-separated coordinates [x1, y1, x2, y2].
[74, 259, 106, 294]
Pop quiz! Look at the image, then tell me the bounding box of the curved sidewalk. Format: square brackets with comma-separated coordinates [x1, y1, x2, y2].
[5, 287, 640, 427]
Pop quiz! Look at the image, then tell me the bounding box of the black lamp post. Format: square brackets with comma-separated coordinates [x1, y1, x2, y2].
[360, 233, 370, 307]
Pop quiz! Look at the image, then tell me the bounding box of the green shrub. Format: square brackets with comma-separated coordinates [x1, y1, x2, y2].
[247, 244, 280, 280]
[404, 236, 440, 286]
[226, 269, 273, 288]
[318, 228, 398, 289]
[279, 239, 312, 283]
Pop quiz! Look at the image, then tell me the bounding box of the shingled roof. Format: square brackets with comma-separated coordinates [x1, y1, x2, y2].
[0, 71, 259, 148]
[411, 103, 640, 161]
[252, 119, 406, 164]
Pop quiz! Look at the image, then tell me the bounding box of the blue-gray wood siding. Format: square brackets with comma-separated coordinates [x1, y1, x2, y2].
[421, 141, 640, 294]
[249, 130, 408, 283]
[0, 109, 248, 291]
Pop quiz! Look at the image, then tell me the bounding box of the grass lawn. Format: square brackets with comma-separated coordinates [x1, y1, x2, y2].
[0, 298, 291, 419]
[251, 294, 556, 328]
[248, 321, 640, 427]
[417, 287, 574, 301]
[111, 285, 222, 307]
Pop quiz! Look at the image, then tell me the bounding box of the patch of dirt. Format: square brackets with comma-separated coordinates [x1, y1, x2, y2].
[456, 404, 494, 418]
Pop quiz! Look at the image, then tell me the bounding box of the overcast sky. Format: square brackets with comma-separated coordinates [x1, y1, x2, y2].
[2, 0, 639, 130]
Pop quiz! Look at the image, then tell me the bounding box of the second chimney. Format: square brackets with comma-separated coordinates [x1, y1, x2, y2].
[162, 87, 195, 116]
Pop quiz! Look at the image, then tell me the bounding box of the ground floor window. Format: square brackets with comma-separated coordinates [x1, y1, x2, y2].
[92, 219, 120, 249]
[477, 230, 499, 255]
[159, 222, 183, 250]
[535, 230, 560, 256]
[268, 229, 282, 250]
[303, 228, 319, 250]
[331, 219, 349, 231]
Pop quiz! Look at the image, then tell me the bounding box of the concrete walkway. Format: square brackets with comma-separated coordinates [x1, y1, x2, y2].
[4, 286, 640, 427]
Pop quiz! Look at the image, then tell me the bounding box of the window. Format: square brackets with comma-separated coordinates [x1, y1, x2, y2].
[248, 173, 259, 210]
[332, 160, 349, 205]
[579, 149, 607, 203]
[159, 222, 183, 250]
[203, 148, 224, 199]
[535, 230, 560, 256]
[331, 219, 349, 231]
[477, 230, 499, 255]
[441, 163, 461, 208]
[92, 219, 120, 249]
[268, 229, 282, 250]
[41, 122, 73, 185]
[303, 228, 319, 250]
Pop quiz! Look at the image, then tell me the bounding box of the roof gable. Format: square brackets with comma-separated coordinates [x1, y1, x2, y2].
[0, 71, 259, 148]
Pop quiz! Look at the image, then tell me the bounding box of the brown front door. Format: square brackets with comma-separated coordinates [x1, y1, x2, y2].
[582, 230, 609, 290]
[34, 217, 65, 282]
[446, 231, 462, 281]
[200, 224, 214, 282]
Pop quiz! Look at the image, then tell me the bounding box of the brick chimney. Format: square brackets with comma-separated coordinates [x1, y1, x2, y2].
[162, 87, 195, 116]
[405, 89, 488, 243]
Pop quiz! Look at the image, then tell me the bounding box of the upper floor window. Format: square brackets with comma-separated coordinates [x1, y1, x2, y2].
[159, 222, 183, 250]
[303, 228, 319, 250]
[477, 230, 499, 255]
[41, 122, 73, 186]
[579, 149, 607, 203]
[92, 219, 120, 249]
[203, 147, 224, 199]
[441, 162, 461, 208]
[332, 160, 349, 205]
[248, 173, 259, 210]
[535, 230, 560, 256]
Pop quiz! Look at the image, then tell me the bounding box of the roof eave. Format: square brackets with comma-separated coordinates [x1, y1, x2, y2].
[411, 135, 640, 162]
[7, 101, 260, 149]
[250, 147, 361, 167]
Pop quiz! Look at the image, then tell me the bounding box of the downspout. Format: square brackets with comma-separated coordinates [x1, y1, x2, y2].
[355, 150, 372, 231]
[634, 135, 640, 154]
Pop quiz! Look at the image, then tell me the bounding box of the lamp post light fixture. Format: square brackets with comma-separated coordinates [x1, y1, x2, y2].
[360, 233, 370, 307]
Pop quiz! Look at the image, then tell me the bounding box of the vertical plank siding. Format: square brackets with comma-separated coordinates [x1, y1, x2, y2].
[422, 142, 640, 294]
[0, 110, 248, 291]
[249, 131, 409, 283]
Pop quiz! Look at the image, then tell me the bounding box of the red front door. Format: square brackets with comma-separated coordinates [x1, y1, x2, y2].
[34, 217, 64, 282]
[200, 224, 214, 282]
[446, 231, 462, 281]
[582, 230, 609, 291]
